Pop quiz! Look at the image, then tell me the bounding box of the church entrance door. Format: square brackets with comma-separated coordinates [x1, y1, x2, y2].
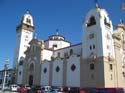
[29, 75, 33, 86]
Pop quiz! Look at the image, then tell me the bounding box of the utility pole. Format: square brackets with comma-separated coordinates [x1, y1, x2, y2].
[2, 59, 9, 90]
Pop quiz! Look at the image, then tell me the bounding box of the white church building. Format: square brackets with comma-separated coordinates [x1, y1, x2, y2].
[14, 5, 125, 88]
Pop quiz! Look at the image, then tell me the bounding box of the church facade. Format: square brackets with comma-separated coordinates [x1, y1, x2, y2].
[15, 6, 125, 88]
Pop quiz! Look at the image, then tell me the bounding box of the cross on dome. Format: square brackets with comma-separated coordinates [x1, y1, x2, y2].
[94, 0, 99, 8]
[56, 29, 59, 35]
[26, 10, 30, 14]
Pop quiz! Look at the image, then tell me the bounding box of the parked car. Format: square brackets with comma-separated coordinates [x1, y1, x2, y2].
[24, 84, 31, 90]
[9, 84, 18, 91]
[41, 86, 52, 92]
[51, 89, 65, 93]
[18, 86, 27, 93]
[29, 85, 43, 93]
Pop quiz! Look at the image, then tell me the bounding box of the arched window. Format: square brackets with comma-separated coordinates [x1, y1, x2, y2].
[90, 64, 94, 70]
[90, 45, 92, 50]
[29, 63, 34, 72]
[104, 17, 111, 27]
[26, 18, 31, 24]
[19, 60, 24, 65]
[93, 44, 95, 49]
[57, 52, 60, 57]
[87, 16, 96, 27]
[70, 49, 73, 56]
[64, 52, 69, 58]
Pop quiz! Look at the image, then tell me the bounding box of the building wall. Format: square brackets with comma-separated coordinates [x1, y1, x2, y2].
[80, 57, 105, 88]
[41, 49, 53, 61]
[52, 58, 64, 87]
[44, 40, 70, 50]
[19, 7, 125, 88]
[41, 61, 50, 86]
[113, 26, 125, 87]
[22, 40, 41, 86]
[66, 55, 80, 87]
[17, 66, 23, 84]
[14, 12, 34, 69]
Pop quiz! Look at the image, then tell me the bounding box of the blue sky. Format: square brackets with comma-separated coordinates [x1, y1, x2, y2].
[0, 0, 124, 70]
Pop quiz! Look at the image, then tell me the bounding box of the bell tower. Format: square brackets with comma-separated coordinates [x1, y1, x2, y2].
[83, 6, 114, 58]
[13, 11, 34, 69]
[81, 6, 115, 87]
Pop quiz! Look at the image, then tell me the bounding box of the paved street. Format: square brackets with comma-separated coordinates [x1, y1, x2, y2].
[0, 90, 18, 93]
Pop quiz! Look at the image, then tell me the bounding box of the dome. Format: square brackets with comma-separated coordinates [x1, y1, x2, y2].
[49, 31, 65, 40]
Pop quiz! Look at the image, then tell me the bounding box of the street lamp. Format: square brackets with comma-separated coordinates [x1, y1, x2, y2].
[2, 59, 9, 90]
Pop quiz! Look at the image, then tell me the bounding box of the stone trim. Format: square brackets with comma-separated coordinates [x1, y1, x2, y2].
[16, 23, 34, 32]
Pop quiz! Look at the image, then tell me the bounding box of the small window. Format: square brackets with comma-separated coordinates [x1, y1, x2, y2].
[43, 68, 47, 73]
[90, 45, 92, 50]
[93, 45, 95, 49]
[104, 17, 111, 27]
[87, 16, 96, 27]
[64, 52, 68, 58]
[110, 64, 113, 70]
[53, 44, 57, 48]
[19, 71, 21, 75]
[111, 74, 113, 80]
[19, 60, 24, 65]
[90, 64, 94, 70]
[57, 52, 60, 57]
[91, 74, 94, 79]
[122, 72, 125, 78]
[71, 64, 76, 71]
[70, 49, 73, 55]
[56, 66, 60, 72]
[26, 18, 31, 24]
[89, 33, 94, 39]
[30, 63, 34, 71]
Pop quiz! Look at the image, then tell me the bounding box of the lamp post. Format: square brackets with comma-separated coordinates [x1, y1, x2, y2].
[2, 59, 9, 90]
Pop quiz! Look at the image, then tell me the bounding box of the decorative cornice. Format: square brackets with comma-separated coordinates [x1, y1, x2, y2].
[16, 23, 35, 32]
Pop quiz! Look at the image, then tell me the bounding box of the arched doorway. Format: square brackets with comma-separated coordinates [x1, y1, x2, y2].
[29, 75, 33, 86]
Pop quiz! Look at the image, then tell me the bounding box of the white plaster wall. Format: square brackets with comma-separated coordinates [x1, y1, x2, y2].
[83, 8, 114, 58]
[14, 29, 33, 68]
[54, 43, 82, 58]
[14, 12, 34, 68]
[41, 61, 50, 86]
[66, 55, 80, 87]
[44, 40, 70, 50]
[52, 58, 63, 86]
[18, 30, 33, 58]
[42, 49, 53, 61]
[17, 66, 23, 84]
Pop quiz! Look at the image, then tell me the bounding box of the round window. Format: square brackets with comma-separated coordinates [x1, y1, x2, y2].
[56, 66, 60, 72]
[43, 68, 47, 73]
[71, 64, 76, 71]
